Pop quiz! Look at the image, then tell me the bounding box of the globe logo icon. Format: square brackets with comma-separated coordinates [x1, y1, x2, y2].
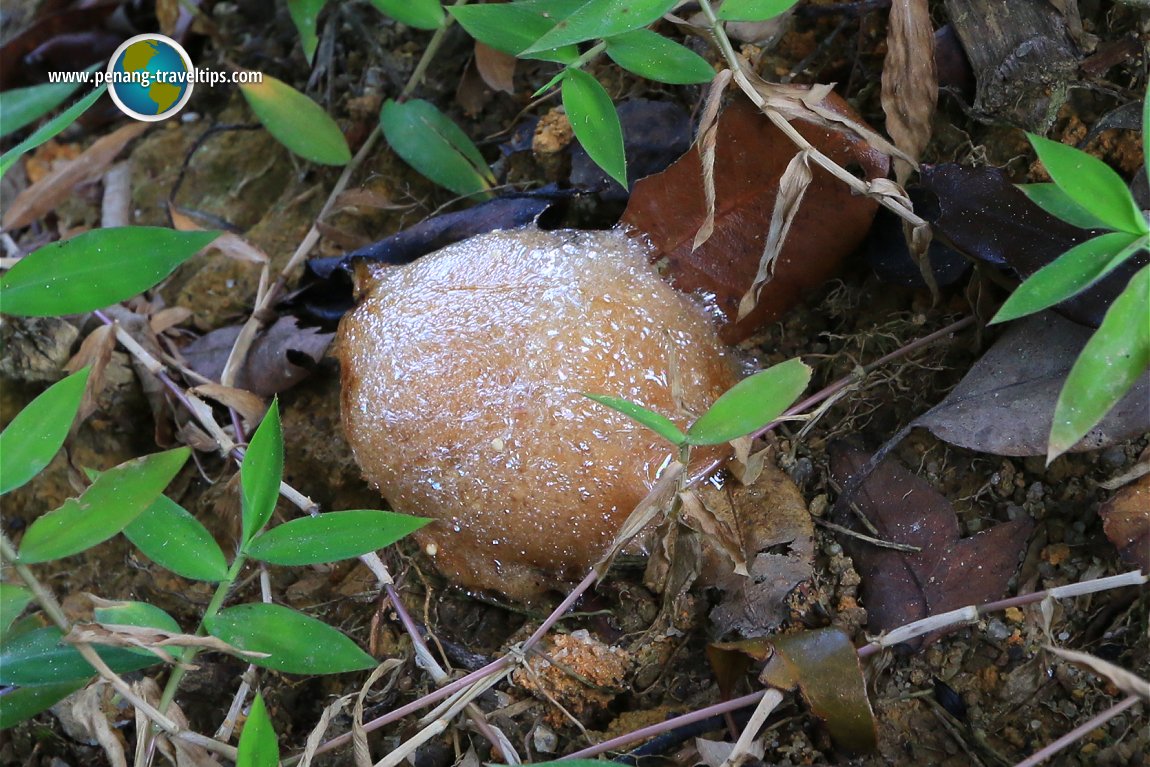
[106, 34, 194, 122]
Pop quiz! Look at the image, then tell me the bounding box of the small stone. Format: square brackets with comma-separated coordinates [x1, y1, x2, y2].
[986, 618, 1011, 641]
[532, 724, 558, 753]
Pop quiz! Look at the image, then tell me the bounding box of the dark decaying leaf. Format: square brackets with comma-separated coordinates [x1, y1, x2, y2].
[865, 206, 969, 288]
[829, 443, 1033, 644]
[918, 163, 1149, 327]
[1098, 471, 1150, 573]
[181, 317, 333, 397]
[912, 312, 1149, 457]
[622, 93, 889, 343]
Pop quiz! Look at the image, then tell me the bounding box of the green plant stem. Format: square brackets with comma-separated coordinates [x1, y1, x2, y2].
[400, 0, 469, 102]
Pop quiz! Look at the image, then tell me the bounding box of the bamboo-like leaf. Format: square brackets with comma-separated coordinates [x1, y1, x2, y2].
[369, 0, 444, 30]
[0, 228, 219, 317]
[18, 448, 190, 564]
[124, 495, 229, 581]
[1049, 264, 1150, 461]
[0, 627, 159, 686]
[582, 393, 686, 445]
[716, 0, 800, 21]
[241, 401, 283, 546]
[686, 358, 811, 445]
[0, 85, 106, 179]
[287, 0, 326, 63]
[245, 510, 430, 565]
[93, 601, 181, 634]
[1028, 133, 1147, 235]
[0, 80, 84, 138]
[240, 75, 350, 165]
[561, 69, 627, 189]
[380, 99, 495, 197]
[1018, 183, 1113, 231]
[236, 692, 279, 767]
[0, 367, 89, 495]
[0, 680, 86, 728]
[522, 0, 677, 54]
[0, 584, 33, 637]
[205, 603, 376, 674]
[991, 231, 1143, 324]
[449, 1, 581, 63]
[605, 29, 714, 84]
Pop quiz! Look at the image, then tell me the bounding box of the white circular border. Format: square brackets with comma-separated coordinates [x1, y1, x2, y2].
[105, 34, 195, 122]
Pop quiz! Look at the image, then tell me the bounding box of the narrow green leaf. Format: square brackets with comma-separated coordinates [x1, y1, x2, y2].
[1143, 86, 1149, 181]
[0, 584, 33, 637]
[0, 81, 83, 139]
[449, 2, 581, 63]
[236, 692, 279, 767]
[717, 0, 800, 21]
[990, 231, 1143, 324]
[0, 627, 159, 686]
[0, 367, 89, 495]
[1018, 183, 1113, 231]
[561, 69, 627, 189]
[0, 227, 219, 317]
[241, 401, 283, 546]
[1049, 264, 1150, 461]
[287, 0, 326, 63]
[369, 0, 444, 29]
[0, 85, 106, 179]
[240, 75, 350, 165]
[17, 448, 190, 564]
[605, 29, 714, 84]
[0, 680, 86, 729]
[1028, 133, 1147, 235]
[246, 510, 430, 565]
[205, 603, 376, 674]
[93, 601, 181, 634]
[124, 495, 229, 581]
[582, 393, 686, 445]
[686, 358, 811, 445]
[522, 0, 677, 54]
[380, 99, 494, 197]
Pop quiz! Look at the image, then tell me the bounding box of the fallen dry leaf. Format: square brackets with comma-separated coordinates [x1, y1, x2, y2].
[63, 323, 116, 422]
[830, 443, 1033, 643]
[181, 316, 333, 396]
[1098, 472, 1150, 573]
[622, 93, 889, 343]
[475, 41, 516, 94]
[880, 0, 937, 184]
[1046, 646, 1150, 701]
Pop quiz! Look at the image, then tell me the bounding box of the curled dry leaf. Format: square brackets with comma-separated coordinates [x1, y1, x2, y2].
[475, 41, 516, 94]
[63, 323, 115, 422]
[1098, 471, 1150, 573]
[101, 305, 175, 446]
[189, 383, 267, 427]
[880, 0, 937, 184]
[622, 93, 889, 342]
[52, 682, 128, 767]
[133, 677, 222, 767]
[1046, 646, 1150, 702]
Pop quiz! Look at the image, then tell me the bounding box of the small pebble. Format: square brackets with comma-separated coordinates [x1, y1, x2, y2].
[987, 618, 1011, 641]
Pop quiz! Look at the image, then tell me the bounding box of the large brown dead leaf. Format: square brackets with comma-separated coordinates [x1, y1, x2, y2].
[880, 0, 937, 184]
[622, 93, 889, 343]
[181, 317, 333, 396]
[1098, 472, 1150, 573]
[830, 443, 1033, 644]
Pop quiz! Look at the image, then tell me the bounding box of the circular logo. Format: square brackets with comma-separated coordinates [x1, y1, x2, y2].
[106, 34, 194, 122]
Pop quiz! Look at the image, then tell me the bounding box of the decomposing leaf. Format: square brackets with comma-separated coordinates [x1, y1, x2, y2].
[63, 324, 116, 422]
[190, 383, 267, 426]
[1046, 646, 1150, 702]
[829, 443, 1033, 643]
[699, 461, 815, 637]
[880, 0, 937, 184]
[1098, 472, 1149, 573]
[919, 163, 1149, 327]
[182, 317, 332, 397]
[911, 312, 1149, 457]
[52, 683, 128, 767]
[622, 93, 889, 342]
[475, 41, 516, 94]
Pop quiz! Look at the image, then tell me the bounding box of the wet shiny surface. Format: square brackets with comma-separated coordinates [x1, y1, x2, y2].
[338, 228, 735, 600]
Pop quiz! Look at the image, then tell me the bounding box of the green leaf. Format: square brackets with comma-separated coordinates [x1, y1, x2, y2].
[124, 495, 229, 581]
[380, 99, 495, 197]
[241, 401, 283, 546]
[0, 367, 90, 495]
[1143, 86, 1149, 181]
[93, 601, 181, 634]
[449, 1, 581, 63]
[0, 81, 84, 139]
[240, 75, 351, 165]
[1028, 133, 1147, 235]
[246, 510, 430, 565]
[0, 584, 33, 637]
[205, 603, 376, 674]
[605, 29, 714, 84]
[1049, 264, 1150, 461]
[686, 358, 811, 445]
[236, 692, 279, 767]
[17, 448, 190, 564]
[0, 85, 106, 179]
[0, 627, 159, 686]
[582, 393, 686, 445]
[717, 0, 800, 21]
[369, 0, 444, 29]
[561, 69, 627, 189]
[0, 227, 220, 317]
[0, 679, 86, 729]
[990, 231, 1144, 324]
[522, 0, 678, 54]
[287, 0, 326, 63]
[1018, 183, 1113, 231]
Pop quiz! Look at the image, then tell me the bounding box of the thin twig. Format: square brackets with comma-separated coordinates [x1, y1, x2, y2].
[1013, 695, 1140, 767]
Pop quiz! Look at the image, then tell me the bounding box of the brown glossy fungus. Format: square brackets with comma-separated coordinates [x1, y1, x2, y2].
[338, 228, 736, 600]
